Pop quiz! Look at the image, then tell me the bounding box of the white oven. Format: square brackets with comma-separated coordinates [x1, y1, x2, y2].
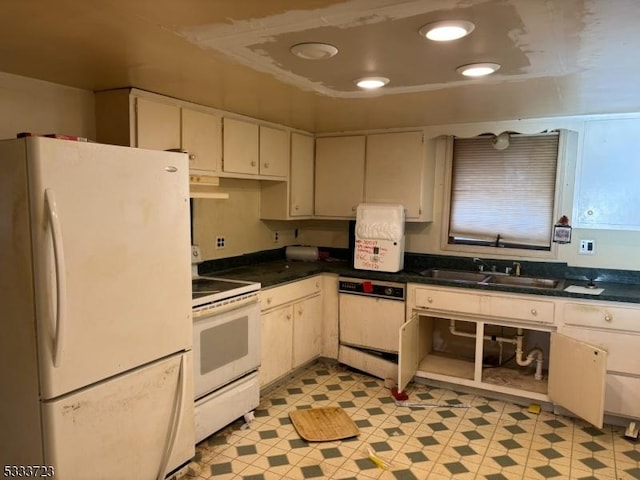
[193, 291, 260, 398]
[191, 273, 261, 443]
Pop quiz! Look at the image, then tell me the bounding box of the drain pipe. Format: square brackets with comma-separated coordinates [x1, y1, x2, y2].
[515, 328, 544, 380]
[448, 321, 544, 380]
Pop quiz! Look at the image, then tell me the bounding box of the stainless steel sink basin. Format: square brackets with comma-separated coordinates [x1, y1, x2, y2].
[419, 268, 563, 290]
[420, 269, 490, 283]
[484, 275, 563, 289]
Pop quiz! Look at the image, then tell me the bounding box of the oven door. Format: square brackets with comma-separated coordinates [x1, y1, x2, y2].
[193, 294, 260, 399]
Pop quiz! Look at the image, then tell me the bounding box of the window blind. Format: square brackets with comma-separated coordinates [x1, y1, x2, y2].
[449, 133, 559, 249]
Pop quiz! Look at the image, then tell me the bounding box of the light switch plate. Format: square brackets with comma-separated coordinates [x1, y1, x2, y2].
[579, 239, 595, 254]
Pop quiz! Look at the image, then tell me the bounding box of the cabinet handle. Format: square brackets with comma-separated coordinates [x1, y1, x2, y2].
[188, 153, 196, 161]
[530, 308, 537, 316]
[286, 314, 292, 320]
[604, 313, 613, 322]
[251, 161, 257, 167]
[266, 297, 272, 304]
[352, 206, 356, 212]
[264, 162, 269, 168]
[295, 205, 299, 210]
[298, 309, 303, 315]
[427, 297, 433, 304]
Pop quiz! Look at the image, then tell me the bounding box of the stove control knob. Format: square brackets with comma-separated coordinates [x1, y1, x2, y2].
[384, 287, 393, 296]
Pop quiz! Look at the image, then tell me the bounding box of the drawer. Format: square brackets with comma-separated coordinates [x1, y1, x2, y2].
[260, 275, 321, 311]
[489, 295, 555, 324]
[561, 326, 640, 375]
[604, 374, 640, 419]
[563, 302, 640, 333]
[414, 287, 481, 315]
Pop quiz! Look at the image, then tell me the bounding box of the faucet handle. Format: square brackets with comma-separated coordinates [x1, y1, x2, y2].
[513, 262, 521, 276]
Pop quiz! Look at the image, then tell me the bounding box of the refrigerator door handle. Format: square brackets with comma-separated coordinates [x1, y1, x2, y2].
[156, 353, 188, 480]
[45, 188, 67, 368]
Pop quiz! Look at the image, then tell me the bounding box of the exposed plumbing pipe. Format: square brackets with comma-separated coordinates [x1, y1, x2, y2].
[515, 329, 544, 380]
[448, 321, 544, 380]
[449, 319, 517, 344]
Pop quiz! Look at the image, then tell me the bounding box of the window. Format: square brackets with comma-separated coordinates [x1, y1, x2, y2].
[446, 132, 560, 252]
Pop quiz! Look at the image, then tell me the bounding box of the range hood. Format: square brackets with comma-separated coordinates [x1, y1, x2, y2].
[189, 174, 229, 200]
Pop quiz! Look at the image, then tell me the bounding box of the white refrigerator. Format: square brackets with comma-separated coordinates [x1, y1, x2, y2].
[0, 137, 194, 479]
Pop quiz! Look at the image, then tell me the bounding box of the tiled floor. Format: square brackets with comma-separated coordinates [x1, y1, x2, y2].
[189, 362, 640, 480]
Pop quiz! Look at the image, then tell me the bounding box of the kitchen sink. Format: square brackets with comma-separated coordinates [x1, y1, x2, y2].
[419, 269, 490, 283]
[419, 268, 563, 290]
[484, 275, 563, 289]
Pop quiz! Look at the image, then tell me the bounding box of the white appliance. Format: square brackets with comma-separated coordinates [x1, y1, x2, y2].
[338, 277, 405, 381]
[354, 203, 405, 272]
[0, 137, 194, 480]
[191, 248, 261, 444]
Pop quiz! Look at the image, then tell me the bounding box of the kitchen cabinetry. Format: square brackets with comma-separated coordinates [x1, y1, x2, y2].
[314, 135, 365, 217]
[401, 284, 608, 427]
[259, 276, 322, 387]
[365, 131, 432, 221]
[260, 132, 314, 220]
[95, 89, 222, 176]
[222, 118, 288, 179]
[558, 299, 640, 421]
[574, 117, 640, 230]
[314, 132, 434, 220]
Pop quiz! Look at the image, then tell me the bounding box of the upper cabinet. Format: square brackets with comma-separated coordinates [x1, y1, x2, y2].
[222, 118, 288, 179]
[365, 131, 432, 221]
[574, 117, 640, 230]
[313, 131, 434, 221]
[95, 89, 222, 177]
[260, 132, 314, 220]
[315, 135, 366, 218]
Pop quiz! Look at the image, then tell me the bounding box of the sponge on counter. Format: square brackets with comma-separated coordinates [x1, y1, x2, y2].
[528, 403, 541, 414]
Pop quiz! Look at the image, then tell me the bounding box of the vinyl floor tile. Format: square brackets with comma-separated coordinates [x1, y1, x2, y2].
[189, 361, 639, 480]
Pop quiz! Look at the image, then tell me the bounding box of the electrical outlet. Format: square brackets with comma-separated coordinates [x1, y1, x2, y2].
[273, 231, 279, 243]
[215, 236, 225, 249]
[579, 239, 595, 255]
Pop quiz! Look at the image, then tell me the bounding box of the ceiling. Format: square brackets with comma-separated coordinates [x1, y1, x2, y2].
[1, 0, 639, 133]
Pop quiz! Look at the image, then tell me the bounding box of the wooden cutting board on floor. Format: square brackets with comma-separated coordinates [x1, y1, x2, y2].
[289, 407, 359, 441]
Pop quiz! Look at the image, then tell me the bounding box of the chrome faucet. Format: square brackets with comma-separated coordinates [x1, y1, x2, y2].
[513, 262, 522, 276]
[473, 257, 495, 272]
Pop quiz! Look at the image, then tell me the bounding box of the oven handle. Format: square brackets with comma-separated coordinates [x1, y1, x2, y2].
[192, 294, 259, 319]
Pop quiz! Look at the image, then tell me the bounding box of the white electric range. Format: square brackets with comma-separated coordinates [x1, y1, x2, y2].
[191, 247, 261, 443]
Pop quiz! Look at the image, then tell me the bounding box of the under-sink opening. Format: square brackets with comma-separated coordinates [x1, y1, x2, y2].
[416, 315, 551, 395]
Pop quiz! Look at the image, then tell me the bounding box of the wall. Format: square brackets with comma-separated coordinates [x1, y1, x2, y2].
[302, 116, 640, 271]
[0, 72, 95, 140]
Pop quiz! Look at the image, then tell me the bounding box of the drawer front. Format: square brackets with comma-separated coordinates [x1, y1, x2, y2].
[261, 275, 321, 311]
[563, 302, 640, 332]
[561, 326, 640, 375]
[604, 373, 640, 419]
[489, 295, 555, 324]
[414, 287, 481, 315]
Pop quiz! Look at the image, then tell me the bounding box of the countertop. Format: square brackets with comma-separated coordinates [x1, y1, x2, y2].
[201, 258, 640, 304]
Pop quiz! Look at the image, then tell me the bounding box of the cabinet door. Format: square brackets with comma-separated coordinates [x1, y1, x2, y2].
[548, 332, 607, 428]
[135, 97, 181, 150]
[398, 314, 420, 394]
[290, 132, 314, 216]
[182, 108, 221, 174]
[259, 306, 293, 387]
[315, 136, 365, 217]
[292, 294, 322, 368]
[223, 117, 259, 175]
[365, 131, 427, 219]
[259, 126, 288, 178]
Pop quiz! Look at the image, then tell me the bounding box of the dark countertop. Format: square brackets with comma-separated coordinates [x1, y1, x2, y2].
[201, 258, 640, 305]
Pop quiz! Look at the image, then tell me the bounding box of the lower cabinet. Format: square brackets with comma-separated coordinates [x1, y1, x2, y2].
[259, 276, 322, 388]
[401, 284, 609, 427]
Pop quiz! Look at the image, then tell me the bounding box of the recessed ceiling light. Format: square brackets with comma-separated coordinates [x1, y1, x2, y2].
[290, 42, 338, 60]
[355, 77, 390, 89]
[419, 20, 475, 41]
[456, 63, 501, 77]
